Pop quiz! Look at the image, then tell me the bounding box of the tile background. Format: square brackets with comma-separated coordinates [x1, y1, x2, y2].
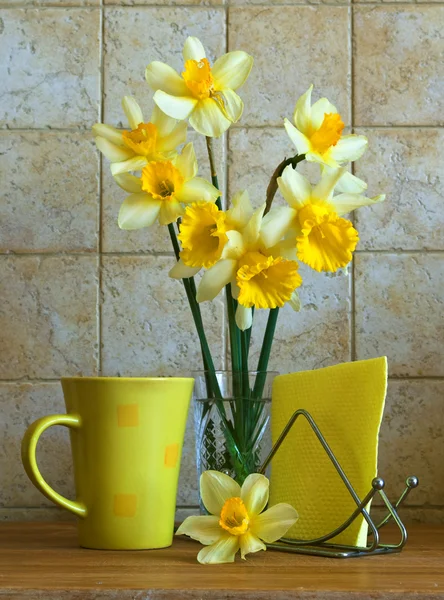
[0, 0, 443, 523]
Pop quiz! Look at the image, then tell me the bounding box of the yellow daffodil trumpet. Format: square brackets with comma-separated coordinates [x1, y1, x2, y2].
[177, 471, 298, 564]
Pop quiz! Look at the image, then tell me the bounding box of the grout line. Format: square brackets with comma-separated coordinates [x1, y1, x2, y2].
[97, 0, 105, 377]
[349, 0, 356, 362]
[2, 2, 444, 7]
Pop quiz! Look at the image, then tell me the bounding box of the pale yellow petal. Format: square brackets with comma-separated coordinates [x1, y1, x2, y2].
[145, 61, 189, 96]
[154, 90, 197, 121]
[305, 149, 339, 168]
[322, 167, 367, 194]
[288, 289, 301, 312]
[176, 515, 220, 545]
[284, 119, 311, 155]
[200, 470, 242, 516]
[158, 198, 184, 225]
[183, 36, 206, 62]
[213, 89, 243, 123]
[235, 304, 252, 331]
[310, 97, 337, 130]
[169, 259, 201, 279]
[240, 473, 269, 516]
[197, 259, 238, 303]
[227, 190, 253, 229]
[150, 103, 180, 137]
[250, 503, 299, 543]
[212, 51, 254, 91]
[278, 165, 312, 208]
[189, 98, 231, 138]
[95, 136, 134, 162]
[260, 206, 296, 249]
[174, 142, 197, 181]
[175, 177, 220, 204]
[239, 531, 266, 560]
[330, 134, 368, 164]
[243, 204, 266, 247]
[156, 121, 187, 153]
[293, 85, 313, 134]
[113, 173, 143, 193]
[92, 123, 125, 146]
[197, 533, 239, 565]
[221, 230, 246, 260]
[122, 96, 144, 130]
[330, 193, 385, 217]
[110, 156, 148, 176]
[118, 193, 161, 230]
[312, 167, 346, 201]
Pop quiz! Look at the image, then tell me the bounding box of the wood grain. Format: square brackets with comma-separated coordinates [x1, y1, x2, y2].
[0, 522, 443, 599]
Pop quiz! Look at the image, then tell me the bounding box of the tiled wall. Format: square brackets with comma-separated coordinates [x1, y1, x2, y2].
[1, 0, 443, 523]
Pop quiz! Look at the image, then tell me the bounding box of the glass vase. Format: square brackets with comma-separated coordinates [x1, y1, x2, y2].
[193, 371, 276, 494]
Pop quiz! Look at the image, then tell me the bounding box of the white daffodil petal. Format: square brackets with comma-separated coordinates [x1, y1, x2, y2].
[293, 85, 313, 133]
[169, 259, 201, 280]
[231, 282, 240, 300]
[284, 119, 311, 156]
[222, 230, 246, 260]
[118, 194, 161, 230]
[154, 90, 197, 121]
[113, 173, 143, 193]
[197, 533, 239, 565]
[197, 259, 237, 303]
[95, 137, 134, 162]
[310, 97, 337, 130]
[110, 156, 148, 176]
[235, 304, 252, 331]
[146, 61, 189, 96]
[200, 470, 241, 516]
[176, 515, 221, 545]
[158, 199, 184, 225]
[312, 167, 346, 200]
[213, 89, 243, 123]
[183, 36, 206, 62]
[250, 503, 299, 543]
[279, 165, 312, 208]
[260, 206, 296, 249]
[92, 124, 125, 146]
[189, 98, 231, 138]
[243, 204, 266, 247]
[239, 531, 266, 560]
[331, 193, 386, 217]
[156, 121, 188, 153]
[176, 178, 220, 204]
[227, 190, 253, 228]
[212, 51, 254, 91]
[241, 474, 269, 517]
[175, 142, 198, 181]
[122, 96, 144, 130]
[289, 289, 301, 312]
[150, 103, 179, 137]
[330, 135, 368, 163]
[329, 169, 368, 194]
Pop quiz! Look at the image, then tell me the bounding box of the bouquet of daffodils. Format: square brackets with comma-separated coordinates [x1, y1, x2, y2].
[93, 37, 385, 484]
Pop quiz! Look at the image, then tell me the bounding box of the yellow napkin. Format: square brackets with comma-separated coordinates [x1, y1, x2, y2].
[269, 357, 387, 547]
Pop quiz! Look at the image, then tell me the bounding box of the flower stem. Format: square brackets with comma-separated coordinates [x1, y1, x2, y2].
[253, 308, 279, 401]
[206, 136, 222, 210]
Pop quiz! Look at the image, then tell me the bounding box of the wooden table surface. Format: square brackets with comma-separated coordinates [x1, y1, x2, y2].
[0, 522, 443, 599]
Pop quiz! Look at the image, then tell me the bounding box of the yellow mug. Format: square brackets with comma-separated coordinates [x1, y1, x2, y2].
[21, 377, 193, 550]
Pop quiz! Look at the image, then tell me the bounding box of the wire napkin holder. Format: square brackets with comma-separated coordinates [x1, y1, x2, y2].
[259, 409, 418, 558]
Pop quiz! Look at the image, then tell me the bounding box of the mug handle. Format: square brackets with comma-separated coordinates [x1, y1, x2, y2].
[21, 414, 87, 518]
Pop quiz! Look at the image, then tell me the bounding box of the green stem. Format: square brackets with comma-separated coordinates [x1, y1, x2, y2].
[206, 136, 222, 210]
[253, 308, 279, 400]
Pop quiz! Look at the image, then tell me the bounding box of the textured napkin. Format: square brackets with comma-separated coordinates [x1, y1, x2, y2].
[269, 357, 387, 547]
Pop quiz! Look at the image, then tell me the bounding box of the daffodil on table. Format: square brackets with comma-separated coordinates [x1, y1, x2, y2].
[92, 36, 386, 488]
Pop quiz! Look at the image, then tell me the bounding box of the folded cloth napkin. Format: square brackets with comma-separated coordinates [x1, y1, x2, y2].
[269, 357, 387, 547]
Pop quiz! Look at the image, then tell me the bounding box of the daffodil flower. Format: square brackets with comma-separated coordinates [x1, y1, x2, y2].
[146, 37, 253, 138]
[191, 203, 302, 330]
[177, 471, 298, 564]
[92, 96, 187, 176]
[284, 86, 368, 173]
[261, 166, 385, 273]
[116, 143, 220, 229]
[169, 190, 255, 279]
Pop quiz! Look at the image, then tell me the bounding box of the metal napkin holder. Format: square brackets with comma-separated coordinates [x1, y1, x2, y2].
[259, 409, 418, 558]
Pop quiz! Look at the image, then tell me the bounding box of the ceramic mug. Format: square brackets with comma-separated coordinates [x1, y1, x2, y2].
[21, 377, 193, 550]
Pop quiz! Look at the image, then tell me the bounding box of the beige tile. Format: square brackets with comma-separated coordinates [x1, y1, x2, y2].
[230, 0, 347, 4]
[0, 256, 98, 379]
[354, 129, 444, 251]
[228, 7, 350, 127]
[0, 383, 74, 508]
[0, 133, 99, 253]
[0, 9, 101, 129]
[102, 131, 226, 253]
[376, 380, 444, 507]
[355, 254, 444, 377]
[2, 0, 98, 6]
[353, 7, 444, 126]
[101, 256, 225, 376]
[105, 0, 222, 5]
[246, 264, 351, 375]
[103, 7, 226, 127]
